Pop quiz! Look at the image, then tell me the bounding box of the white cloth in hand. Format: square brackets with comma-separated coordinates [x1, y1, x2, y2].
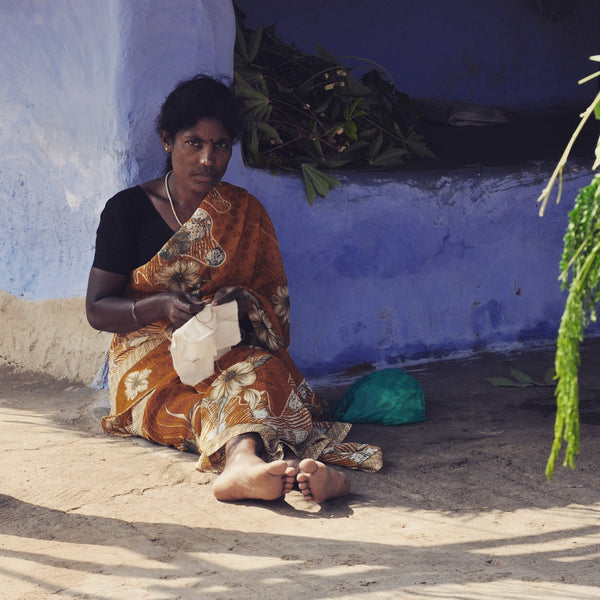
[170, 301, 241, 386]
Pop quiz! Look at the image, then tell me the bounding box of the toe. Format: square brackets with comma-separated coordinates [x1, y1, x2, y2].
[298, 458, 319, 475]
[265, 460, 289, 476]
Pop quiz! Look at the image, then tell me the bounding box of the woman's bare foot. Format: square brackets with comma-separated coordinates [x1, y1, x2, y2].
[213, 454, 297, 501]
[283, 458, 299, 494]
[296, 458, 350, 503]
[213, 434, 298, 502]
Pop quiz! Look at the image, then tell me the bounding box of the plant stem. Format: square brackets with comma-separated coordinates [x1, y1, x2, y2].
[537, 89, 600, 216]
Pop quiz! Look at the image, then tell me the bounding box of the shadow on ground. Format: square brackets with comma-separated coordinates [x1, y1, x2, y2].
[1, 492, 599, 599]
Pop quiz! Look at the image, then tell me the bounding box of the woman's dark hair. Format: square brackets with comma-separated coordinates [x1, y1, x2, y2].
[156, 74, 244, 143]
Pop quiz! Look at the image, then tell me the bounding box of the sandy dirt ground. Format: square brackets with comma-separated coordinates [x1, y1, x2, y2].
[1, 339, 600, 599]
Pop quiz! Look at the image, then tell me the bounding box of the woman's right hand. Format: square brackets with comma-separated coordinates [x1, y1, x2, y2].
[160, 292, 206, 329]
[86, 267, 207, 334]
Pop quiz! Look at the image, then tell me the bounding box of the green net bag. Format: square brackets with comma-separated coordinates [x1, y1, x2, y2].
[333, 368, 425, 425]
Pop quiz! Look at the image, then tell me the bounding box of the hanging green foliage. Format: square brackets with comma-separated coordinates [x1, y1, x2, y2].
[233, 8, 434, 204]
[538, 55, 600, 479]
[545, 175, 600, 479]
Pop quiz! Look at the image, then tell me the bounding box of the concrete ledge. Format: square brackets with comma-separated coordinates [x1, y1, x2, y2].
[236, 159, 599, 375]
[0, 291, 109, 384]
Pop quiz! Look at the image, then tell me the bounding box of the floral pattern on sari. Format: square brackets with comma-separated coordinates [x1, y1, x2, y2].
[101, 182, 382, 474]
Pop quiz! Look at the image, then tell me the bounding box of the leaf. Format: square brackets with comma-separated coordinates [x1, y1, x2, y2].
[484, 377, 525, 387]
[344, 121, 358, 141]
[393, 122, 408, 140]
[249, 126, 259, 155]
[344, 140, 369, 153]
[235, 71, 271, 121]
[256, 122, 282, 144]
[322, 159, 351, 168]
[234, 74, 269, 102]
[593, 136, 600, 170]
[314, 97, 333, 114]
[307, 164, 339, 195]
[544, 367, 556, 386]
[510, 368, 536, 385]
[301, 163, 339, 202]
[248, 26, 263, 63]
[368, 133, 384, 163]
[242, 98, 271, 121]
[344, 72, 372, 96]
[406, 137, 437, 159]
[297, 139, 326, 163]
[235, 67, 259, 86]
[315, 43, 338, 65]
[343, 98, 364, 121]
[370, 147, 410, 167]
[312, 137, 325, 160]
[235, 22, 249, 63]
[484, 367, 555, 388]
[257, 75, 269, 97]
[302, 173, 317, 206]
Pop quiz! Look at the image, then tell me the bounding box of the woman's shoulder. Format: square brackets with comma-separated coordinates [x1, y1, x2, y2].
[218, 181, 266, 213]
[105, 184, 147, 206]
[102, 185, 153, 217]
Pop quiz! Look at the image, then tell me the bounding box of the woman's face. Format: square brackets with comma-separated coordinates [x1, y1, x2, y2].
[163, 118, 233, 197]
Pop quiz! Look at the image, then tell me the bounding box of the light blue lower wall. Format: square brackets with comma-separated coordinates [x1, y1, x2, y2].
[229, 159, 598, 375]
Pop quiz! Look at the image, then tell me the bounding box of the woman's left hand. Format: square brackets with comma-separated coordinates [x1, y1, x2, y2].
[211, 286, 248, 318]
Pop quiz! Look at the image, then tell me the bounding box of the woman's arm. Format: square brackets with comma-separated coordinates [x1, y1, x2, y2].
[85, 267, 205, 334]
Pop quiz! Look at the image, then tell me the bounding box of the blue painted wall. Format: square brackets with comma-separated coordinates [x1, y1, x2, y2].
[1, 0, 598, 381]
[0, 0, 234, 300]
[233, 161, 597, 376]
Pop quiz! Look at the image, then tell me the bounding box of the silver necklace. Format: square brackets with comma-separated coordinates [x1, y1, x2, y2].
[164, 170, 183, 228]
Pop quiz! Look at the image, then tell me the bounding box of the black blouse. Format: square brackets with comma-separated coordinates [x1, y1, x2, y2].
[92, 186, 175, 275]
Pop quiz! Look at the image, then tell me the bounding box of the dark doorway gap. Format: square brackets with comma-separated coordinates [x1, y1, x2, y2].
[410, 107, 599, 170]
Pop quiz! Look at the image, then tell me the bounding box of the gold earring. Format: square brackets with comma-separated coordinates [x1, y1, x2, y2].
[164, 146, 169, 152]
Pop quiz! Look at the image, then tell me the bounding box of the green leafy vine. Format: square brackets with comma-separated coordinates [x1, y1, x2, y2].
[538, 56, 600, 479]
[546, 175, 600, 479]
[233, 8, 434, 204]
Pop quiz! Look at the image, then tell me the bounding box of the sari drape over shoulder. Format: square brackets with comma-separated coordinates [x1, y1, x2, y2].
[101, 182, 382, 473]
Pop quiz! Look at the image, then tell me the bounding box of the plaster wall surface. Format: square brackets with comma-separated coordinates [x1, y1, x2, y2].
[0, 0, 235, 381]
[1, 0, 597, 383]
[234, 161, 598, 376]
[0, 1, 124, 299]
[0, 0, 234, 301]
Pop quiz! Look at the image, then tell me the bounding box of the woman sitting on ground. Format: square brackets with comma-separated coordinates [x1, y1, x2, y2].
[85, 74, 382, 503]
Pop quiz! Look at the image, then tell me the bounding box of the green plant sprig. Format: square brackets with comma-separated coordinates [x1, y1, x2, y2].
[535, 55, 600, 479]
[545, 175, 600, 479]
[537, 55, 600, 216]
[233, 9, 434, 204]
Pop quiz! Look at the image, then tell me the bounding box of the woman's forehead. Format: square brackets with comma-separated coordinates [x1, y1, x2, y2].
[179, 118, 230, 140]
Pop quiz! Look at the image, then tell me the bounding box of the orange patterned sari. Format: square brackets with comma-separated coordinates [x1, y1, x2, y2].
[101, 181, 382, 473]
